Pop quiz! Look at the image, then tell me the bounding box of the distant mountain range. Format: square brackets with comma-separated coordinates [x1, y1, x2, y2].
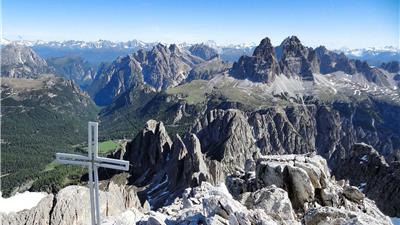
[2, 38, 398, 65]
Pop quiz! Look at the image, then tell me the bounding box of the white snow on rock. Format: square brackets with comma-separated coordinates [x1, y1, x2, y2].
[0, 191, 48, 213]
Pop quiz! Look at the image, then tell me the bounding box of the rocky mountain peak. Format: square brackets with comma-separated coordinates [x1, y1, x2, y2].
[230, 37, 281, 83]
[314, 45, 329, 54]
[281, 35, 302, 48]
[252, 37, 275, 58]
[88, 41, 216, 105]
[279, 35, 319, 80]
[168, 43, 180, 54]
[1, 44, 53, 78]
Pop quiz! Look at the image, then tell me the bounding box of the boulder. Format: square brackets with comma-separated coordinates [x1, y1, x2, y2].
[239, 185, 296, 222]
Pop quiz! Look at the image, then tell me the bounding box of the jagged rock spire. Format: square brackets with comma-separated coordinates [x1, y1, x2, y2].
[279, 35, 319, 81]
[230, 37, 281, 83]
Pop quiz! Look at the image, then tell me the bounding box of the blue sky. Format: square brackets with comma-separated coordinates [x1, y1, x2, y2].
[2, 0, 399, 48]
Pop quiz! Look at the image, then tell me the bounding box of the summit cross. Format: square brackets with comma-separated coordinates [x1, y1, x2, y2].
[56, 122, 129, 225]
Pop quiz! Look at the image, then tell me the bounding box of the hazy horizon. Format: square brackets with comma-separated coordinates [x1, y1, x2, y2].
[2, 0, 399, 49]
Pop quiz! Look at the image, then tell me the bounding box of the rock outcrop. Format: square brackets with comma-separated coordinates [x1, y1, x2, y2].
[1, 150, 392, 225]
[191, 109, 259, 182]
[314, 46, 356, 74]
[227, 154, 392, 225]
[230, 37, 281, 83]
[1, 44, 53, 78]
[186, 57, 230, 82]
[278, 36, 319, 81]
[335, 143, 400, 217]
[122, 120, 210, 209]
[380, 61, 400, 73]
[188, 44, 219, 61]
[1, 181, 141, 225]
[110, 154, 390, 225]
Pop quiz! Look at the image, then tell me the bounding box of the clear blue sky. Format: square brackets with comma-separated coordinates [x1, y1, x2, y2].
[2, 0, 399, 48]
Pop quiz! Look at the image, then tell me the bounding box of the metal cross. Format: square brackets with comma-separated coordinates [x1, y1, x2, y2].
[56, 122, 129, 225]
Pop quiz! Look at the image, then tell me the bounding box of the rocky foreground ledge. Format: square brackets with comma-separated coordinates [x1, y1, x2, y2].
[1, 154, 392, 225]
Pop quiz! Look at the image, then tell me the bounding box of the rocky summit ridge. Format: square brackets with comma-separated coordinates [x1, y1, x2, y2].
[5, 118, 396, 225]
[1, 142, 393, 224]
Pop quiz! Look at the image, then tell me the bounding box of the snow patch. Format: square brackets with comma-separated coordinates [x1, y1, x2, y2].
[360, 155, 368, 162]
[0, 191, 48, 213]
[48, 93, 57, 98]
[359, 182, 367, 192]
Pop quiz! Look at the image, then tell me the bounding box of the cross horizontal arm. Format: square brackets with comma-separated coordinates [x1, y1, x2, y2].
[56, 158, 91, 167]
[56, 153, 90, 162]
[95, 156, 129, 171]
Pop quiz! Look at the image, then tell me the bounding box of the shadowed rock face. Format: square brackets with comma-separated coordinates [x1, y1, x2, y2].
[335, 143, 400, 217]
[121, 120, 210, 209]
[124, 120, 173, 183]
[278, 36, 320, 81]
[314, 46, 356, 74]
[185, 57, 231, 82]
[380, 61, 400, 73]
[230, 37, 281, 83]
[46, 55, 96, 88]
[188, 44, 219, 61]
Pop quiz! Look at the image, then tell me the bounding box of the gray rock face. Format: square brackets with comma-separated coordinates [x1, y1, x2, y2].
[87, 54, 149, 106]
[116, 109, 400, 218]
[380, 61, 400, 73]
[314, 46, 393, 87]
[47, 55, 96, 87]
[139, 44, 204, 90]
[230, 37, 281, 83]
[255, 154, 330, 210]
[125, 120, 173, 182]
[278, 36, 319, 81]
[1, 182, 141, 225]
[314, 46, 356, 74]
[88, 43, 228, 106]
[188, 44, 219, 61]
[121, 120, 211, 209]
[186, 57, 231, 82]
[248, 105, 317, 155]
[191, 109, 258, 182]
[239, 185, 296, 222]
[195, 102, 400, 168]
[252, 154, 390, 224]
[335, 143, 400, 217]
[1, 44, 52, 78]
